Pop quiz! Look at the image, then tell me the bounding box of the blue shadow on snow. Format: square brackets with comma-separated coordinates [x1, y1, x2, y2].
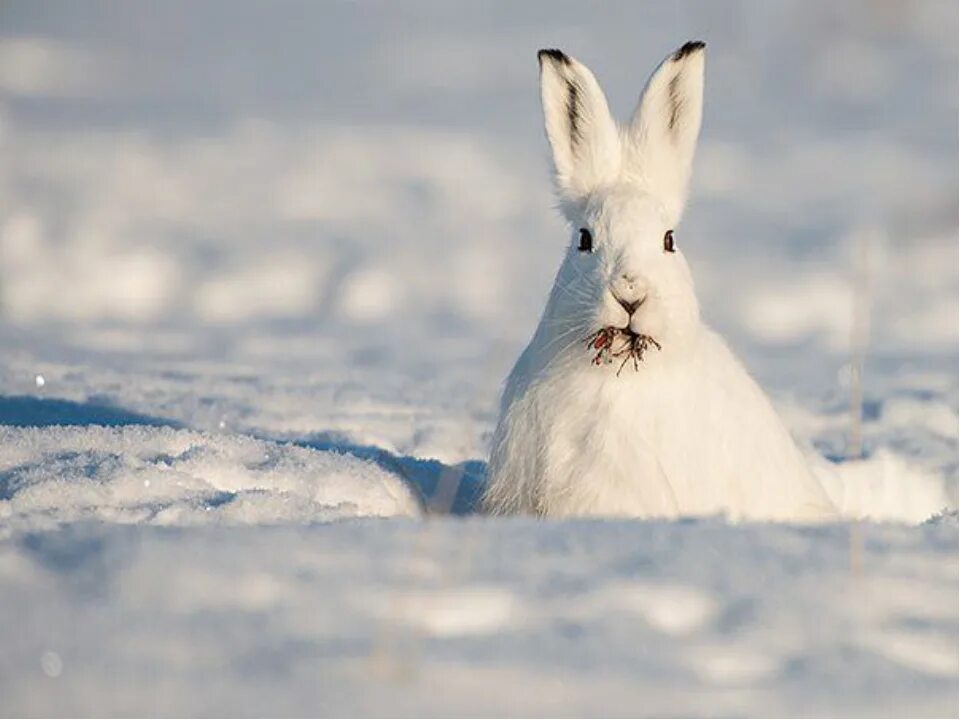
[0, 395, 180, 429]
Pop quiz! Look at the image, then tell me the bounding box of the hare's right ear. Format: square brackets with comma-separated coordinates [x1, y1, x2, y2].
[538, 49, 620, 202]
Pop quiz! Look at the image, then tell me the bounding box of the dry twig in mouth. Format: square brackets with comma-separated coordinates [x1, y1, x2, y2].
[584, 327, 661, 375]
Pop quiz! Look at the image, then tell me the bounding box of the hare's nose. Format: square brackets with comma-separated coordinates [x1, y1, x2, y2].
[611, 274, 646, 314]
[615, 295, 643, 314]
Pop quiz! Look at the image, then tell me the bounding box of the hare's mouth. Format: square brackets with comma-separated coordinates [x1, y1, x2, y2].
[585, 326, 661, 375]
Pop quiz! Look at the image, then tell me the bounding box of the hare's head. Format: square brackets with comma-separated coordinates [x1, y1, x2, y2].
[537, 43, 706, 368]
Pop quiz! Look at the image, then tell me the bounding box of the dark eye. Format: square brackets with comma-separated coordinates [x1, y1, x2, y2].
[663, 229, 676, 253]
[578, 228, 593, 253]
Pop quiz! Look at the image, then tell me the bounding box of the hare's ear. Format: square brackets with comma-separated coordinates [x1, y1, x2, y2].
[626, 41, 705, 221]
[538, 49, 620, 202]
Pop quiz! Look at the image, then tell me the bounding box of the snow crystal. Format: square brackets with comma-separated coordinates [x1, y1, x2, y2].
[39, 651, 62, 679]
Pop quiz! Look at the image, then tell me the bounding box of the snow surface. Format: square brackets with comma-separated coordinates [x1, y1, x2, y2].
[0, 426, 421, 535]
[0, 1, 957, 716]
[1, 519, 957, 716]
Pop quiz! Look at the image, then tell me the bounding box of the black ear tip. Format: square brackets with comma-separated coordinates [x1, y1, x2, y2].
[673, 40, 706, 61]
[538, 48, 571, 67]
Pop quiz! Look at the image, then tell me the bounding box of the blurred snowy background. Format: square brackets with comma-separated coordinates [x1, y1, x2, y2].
[0, 0, 956, 458]
[0, 1, 956, 715]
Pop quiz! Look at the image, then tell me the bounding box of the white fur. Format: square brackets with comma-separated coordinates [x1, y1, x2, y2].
[483, 43, 837, 521]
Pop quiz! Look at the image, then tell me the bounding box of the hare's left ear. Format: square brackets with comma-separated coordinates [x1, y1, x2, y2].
[626, 41, 706, 221]
[538, 49, 620, 202]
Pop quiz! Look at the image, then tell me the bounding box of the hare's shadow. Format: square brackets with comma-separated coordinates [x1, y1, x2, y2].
[292, 432, 486, 515]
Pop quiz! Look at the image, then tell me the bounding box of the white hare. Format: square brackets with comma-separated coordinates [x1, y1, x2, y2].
[483, 42, 837, 521]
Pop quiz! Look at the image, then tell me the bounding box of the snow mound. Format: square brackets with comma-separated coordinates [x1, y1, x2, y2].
[0, 426, 421, 534]
[816, 449, 953, 523]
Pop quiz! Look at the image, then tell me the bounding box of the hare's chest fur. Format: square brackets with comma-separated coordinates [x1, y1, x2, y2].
[535, 364, 688, 518]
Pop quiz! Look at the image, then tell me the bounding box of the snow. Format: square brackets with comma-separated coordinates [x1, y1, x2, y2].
[0, 426, 421, 536]
[817, 449, 953, 524]
[0, 1, 956, 716]
[0, 520, 956, 716]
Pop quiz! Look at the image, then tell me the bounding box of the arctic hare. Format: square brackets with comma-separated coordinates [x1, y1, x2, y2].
[483, 42, 836, 521]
